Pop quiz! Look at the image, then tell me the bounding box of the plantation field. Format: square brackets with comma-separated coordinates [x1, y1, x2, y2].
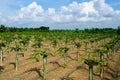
[0, 29, 120, 80]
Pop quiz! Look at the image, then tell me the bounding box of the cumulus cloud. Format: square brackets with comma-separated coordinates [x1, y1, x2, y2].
[11, 0, 119, 23]
[1, 0, 120, 29]
[46, 8, 56, 15]
[18, 2, 45, 22]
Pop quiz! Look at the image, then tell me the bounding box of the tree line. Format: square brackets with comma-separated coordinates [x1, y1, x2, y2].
[0, 24, 120, 34]
[0, 25, 49, 32]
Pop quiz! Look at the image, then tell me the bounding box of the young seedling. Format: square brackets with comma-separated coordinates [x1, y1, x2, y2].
[65, 36, 68, 46]
[94, 49, 107, 80]
[90, 39, 94, 49]
[84, 40, 89, 53]
[30, 50, 41, 62]
[30, 50, 48, 80]
[11, 41, 21, 71]
[32, 37, 43, 50]
[0, 42, 5, 64]
[102, 43, 112, 64]
[84, 53, 99, 80]
[4, 36, 13, 54]
[20, 37, 30, 57]
[40, 50, 48, 80]
[58, 47, 69, 67]
[74, 41, 81, 61]
[51, 39, 57, 49]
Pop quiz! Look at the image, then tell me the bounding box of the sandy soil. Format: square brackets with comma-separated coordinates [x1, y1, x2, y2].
[0, 38, 120, 80]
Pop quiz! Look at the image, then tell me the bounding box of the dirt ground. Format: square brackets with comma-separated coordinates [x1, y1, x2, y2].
[0, 40, 120, 80]
[104, 49, 120, 80]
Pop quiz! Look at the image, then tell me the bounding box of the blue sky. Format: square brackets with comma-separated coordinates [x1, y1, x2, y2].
[0, 0, 120, 29]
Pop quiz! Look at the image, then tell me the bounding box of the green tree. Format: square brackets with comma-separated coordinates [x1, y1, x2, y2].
[0, 25, 6, 32]
[117, 26, 120, 34]
[39, 26, 49, 31]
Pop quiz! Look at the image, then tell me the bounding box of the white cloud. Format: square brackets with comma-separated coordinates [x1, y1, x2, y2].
[12, 0, 120, 23]
[93, 0, 114, 17]
[60, 1, 100, 22]
[1, 0, 120, 29]
[46, 8, 56, 15]
[18, 2, 44, 21]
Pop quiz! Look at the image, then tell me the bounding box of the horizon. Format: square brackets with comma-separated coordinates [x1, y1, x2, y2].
[1, 24, 118, 30]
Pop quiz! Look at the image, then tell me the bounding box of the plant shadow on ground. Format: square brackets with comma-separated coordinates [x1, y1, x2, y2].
[9, 62, 16, 69]
[19, 52, 25, 57]
[23, 67, 43, 79]
[103, 66, 118, 80]
[61, 66, 87, 80]
[0, 66, 4, 72]
[103, 60, 120, 80]
[61, 77, 74, 80]
[87, 65, 118, 80]
[68, 56, 76, 61]
[49, 61, 61, 67]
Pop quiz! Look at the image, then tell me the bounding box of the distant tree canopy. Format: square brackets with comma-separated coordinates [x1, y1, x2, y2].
[74, 28, 79, 33]
[84, 28, 115, 33]
[117, 26, 120, 34]
[0, 25, 6, 32]
[0, 24, 119, 33]
[39, 26, 49, 30]
[0, 25, 49, 32]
